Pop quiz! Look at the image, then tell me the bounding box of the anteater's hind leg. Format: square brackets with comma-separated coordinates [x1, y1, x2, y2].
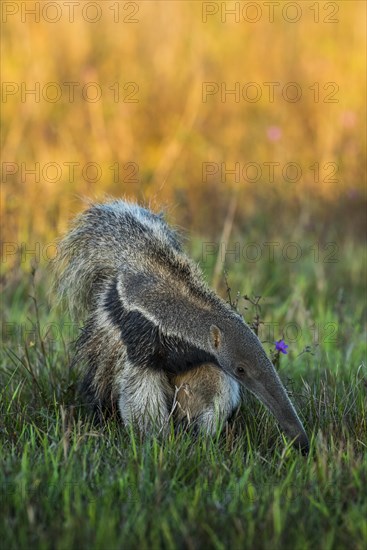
[170, 364, 241, 435]
[117, 361, 174, 433]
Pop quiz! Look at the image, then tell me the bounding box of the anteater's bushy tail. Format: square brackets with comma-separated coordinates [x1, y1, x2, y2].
[51, 199, 182, 320]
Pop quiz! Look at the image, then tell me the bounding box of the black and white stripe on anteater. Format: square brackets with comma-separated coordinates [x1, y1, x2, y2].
[53, 199, 309, 452]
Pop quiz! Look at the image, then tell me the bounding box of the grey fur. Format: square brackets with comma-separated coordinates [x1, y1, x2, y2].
[53, 199, 309, 453]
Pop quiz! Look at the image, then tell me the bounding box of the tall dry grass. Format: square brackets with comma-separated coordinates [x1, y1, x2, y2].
[1, 1, 366, 247]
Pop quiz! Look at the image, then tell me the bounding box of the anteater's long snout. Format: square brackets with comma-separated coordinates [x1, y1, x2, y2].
[241, 359, 309, 454]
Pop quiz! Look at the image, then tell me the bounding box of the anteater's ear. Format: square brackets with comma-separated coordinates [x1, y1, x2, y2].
[210, 325, 223, 350]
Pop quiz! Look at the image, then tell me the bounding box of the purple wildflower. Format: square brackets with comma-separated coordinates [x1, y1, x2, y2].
[347, 188, 359, 200]
[340, 110, 356, 129]
[275, 340, 289, 354]
[266, 126, 282, 142]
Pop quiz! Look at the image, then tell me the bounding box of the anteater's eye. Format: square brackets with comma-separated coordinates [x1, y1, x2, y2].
[237, 366, 245, 374]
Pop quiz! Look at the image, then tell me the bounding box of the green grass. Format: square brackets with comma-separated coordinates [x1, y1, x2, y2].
[1, 232, 366, 550]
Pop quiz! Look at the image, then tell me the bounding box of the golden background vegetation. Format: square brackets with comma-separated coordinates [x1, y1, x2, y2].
[1, 0, 366, 251]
